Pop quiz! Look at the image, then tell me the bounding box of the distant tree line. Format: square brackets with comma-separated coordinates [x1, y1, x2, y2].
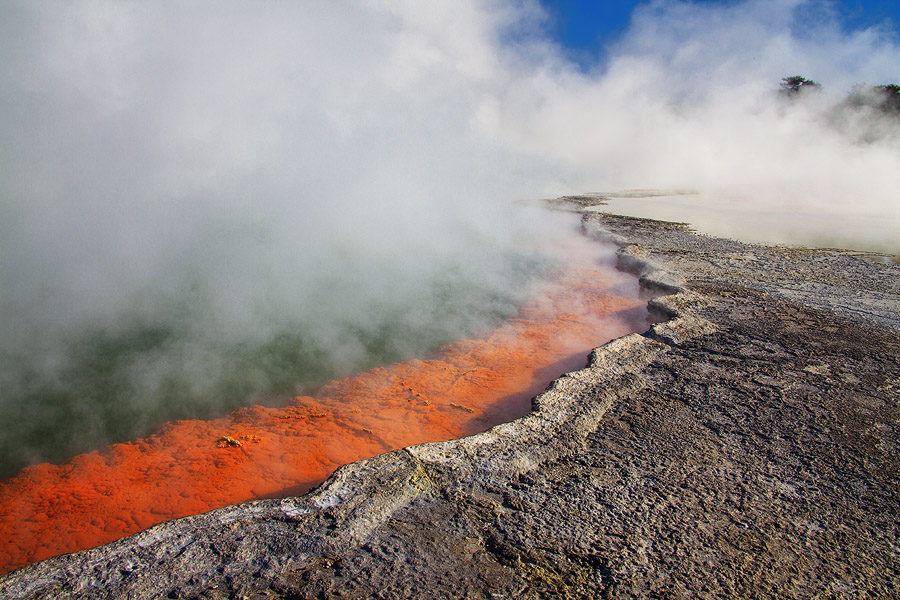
[778, 75, 900, 143]
[780, 75, 900, 117]
[845, 83, 900, 116]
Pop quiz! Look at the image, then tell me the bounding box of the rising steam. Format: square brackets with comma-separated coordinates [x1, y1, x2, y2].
[1, 0, 899, 475]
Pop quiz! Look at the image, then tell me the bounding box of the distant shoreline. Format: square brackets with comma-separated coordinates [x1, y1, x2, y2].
[559, 191, 900, 261]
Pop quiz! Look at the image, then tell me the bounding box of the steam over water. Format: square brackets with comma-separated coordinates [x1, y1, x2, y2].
[2, 1, 900, 477]
[0, 245, 648, 574]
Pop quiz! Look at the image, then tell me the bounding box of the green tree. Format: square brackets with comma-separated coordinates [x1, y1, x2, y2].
[873, 84, 900, 114]
[844, 83, 900, 116]
[779, 75, 822, 97]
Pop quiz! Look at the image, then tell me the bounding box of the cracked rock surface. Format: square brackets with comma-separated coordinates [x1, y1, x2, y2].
[2, 210, 898, 599]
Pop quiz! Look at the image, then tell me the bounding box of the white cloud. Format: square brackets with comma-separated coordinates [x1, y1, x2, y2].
[480, 0, 900, 224]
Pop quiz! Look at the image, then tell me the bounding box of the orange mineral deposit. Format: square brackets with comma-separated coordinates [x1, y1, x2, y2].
[0, 254, 649, 575]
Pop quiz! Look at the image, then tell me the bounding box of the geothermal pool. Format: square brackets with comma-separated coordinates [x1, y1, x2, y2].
[0, 243, 649, 575]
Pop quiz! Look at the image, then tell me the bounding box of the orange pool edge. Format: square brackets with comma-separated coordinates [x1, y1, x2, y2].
[0, 257, 649, 575]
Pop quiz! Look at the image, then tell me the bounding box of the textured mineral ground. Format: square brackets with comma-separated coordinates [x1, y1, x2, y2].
[1, 205, 898, 599]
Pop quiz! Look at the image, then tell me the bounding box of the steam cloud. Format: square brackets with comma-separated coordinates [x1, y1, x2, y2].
[1, 0, 898, 474]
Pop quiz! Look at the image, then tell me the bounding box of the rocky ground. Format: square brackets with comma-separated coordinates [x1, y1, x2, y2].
[2, 205, 898, 599]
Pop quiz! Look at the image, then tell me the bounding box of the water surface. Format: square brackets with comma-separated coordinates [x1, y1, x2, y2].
[583, 191, 899, 258]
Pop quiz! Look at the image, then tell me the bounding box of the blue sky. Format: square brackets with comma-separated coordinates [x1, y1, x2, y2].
[544, 0, 900, 65]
